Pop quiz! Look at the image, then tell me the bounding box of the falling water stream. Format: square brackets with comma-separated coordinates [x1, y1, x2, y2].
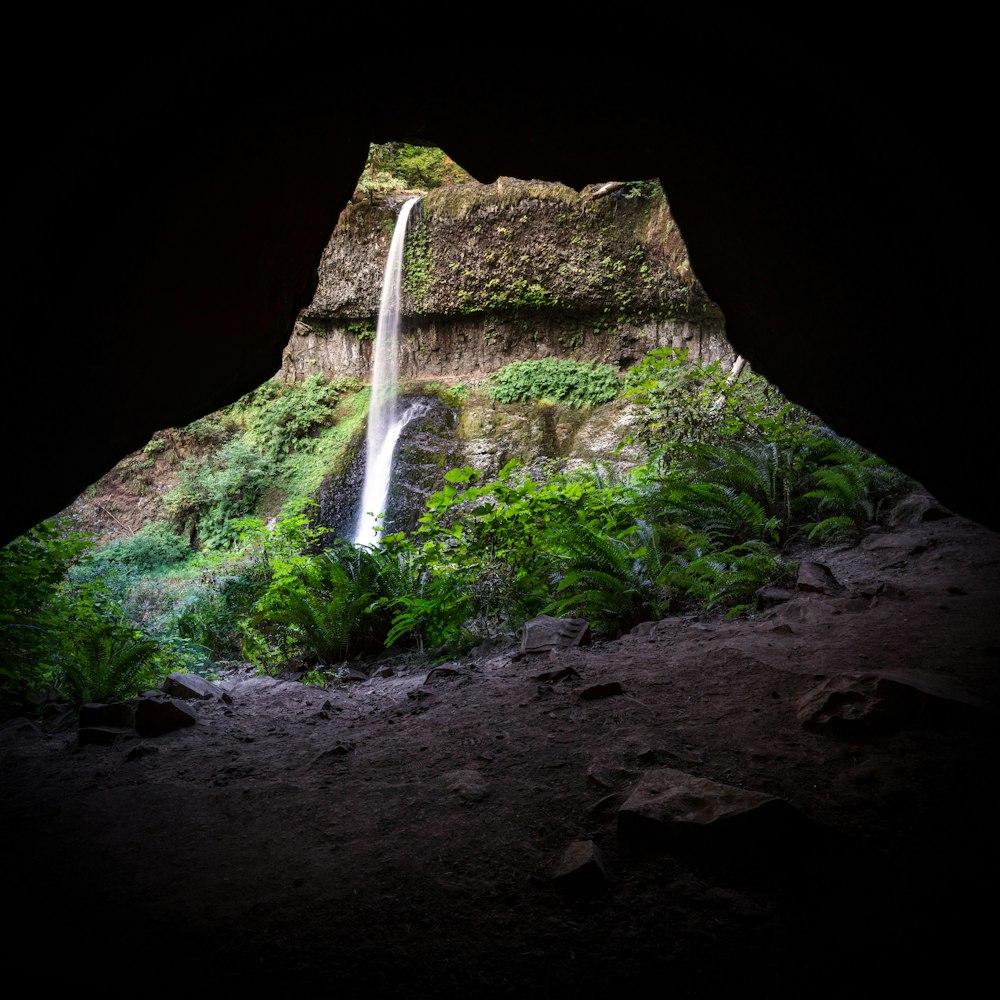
[353, 195, 425, 546]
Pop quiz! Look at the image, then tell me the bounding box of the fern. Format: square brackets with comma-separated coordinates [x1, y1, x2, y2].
[282, 587, 356, 666]
[485, 359, 621, 408]
[664, 482, 780, 546]
[802, 463, 875, 538]
[804, 514, 858, 541]
[542, 520, 667, 632]
[691, 440, 795, 523]
[59, 622, 162, 706]
[664, 539, 789, 613]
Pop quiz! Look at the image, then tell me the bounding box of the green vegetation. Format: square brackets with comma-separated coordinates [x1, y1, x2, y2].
[457, 277, 560, 315]
[354, 142, 473, 200]
[234, 500, 407, 671]
[0, 519, 207, 712]
[485, 359, 622, 408]
[1, 349, 914, 715]
[346, 322, 375, 343]
[419, 381, 469, 406]
[402, 220, 432, 305]
[58, 620, 163, 706]
[236, 374, 348, 456]
[157, 375, 363, 551]
[163, 438, 277, 550]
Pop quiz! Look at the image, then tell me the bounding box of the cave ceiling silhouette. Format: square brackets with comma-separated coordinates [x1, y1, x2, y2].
[5, 9, 992, 543]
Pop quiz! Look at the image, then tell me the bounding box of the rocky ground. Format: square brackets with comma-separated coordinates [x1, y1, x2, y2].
[2, 503, 998, 998]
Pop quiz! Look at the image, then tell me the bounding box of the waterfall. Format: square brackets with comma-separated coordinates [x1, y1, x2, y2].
[353, 195, 423, 547]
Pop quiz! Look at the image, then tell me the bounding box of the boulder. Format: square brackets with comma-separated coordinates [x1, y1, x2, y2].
[133, 696, 197, 737]
[79, 702, 136, 729]
[163, 672, 226, 700]
[796, 562, 844, 595]
[549, 840, 610, 896]
[796, 673, 978, 737]
[518, 615, 591, 653]
[617, 767, 806, 856]
[890, 493, 953, 526]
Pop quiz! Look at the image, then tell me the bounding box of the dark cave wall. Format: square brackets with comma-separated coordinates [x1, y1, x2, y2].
[4, 10, 993, 543]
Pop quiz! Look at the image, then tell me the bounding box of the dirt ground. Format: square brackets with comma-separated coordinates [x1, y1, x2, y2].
[2, 506, 999, 998]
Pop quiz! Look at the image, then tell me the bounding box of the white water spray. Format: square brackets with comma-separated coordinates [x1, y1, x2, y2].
[353, 195, 423, 546]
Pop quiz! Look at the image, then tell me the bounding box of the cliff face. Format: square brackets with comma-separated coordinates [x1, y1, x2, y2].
[64, 180, 737, 545]
[282, 178, 731, 382]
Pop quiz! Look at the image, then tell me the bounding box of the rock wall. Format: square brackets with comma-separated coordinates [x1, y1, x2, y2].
[281, 315, 730, 383]
[281, 179, 732, 383]
[316, 385, 647, 541]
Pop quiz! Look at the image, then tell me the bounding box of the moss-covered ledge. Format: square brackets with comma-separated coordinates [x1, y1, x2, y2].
[288, 178, 729, 382]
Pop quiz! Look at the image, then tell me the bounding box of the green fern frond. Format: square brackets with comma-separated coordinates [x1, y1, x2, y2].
[548, 520, 632, 576]
[665, 482, 777, 546]
[664, 539, 786, 611]
[60, 623, 162, 706]
[554, 567, 636, 598]
[804, 515, 858, 541]
[541, 519, 669, 631]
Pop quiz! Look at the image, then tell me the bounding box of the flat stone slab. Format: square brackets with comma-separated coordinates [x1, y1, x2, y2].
[797, 673, 989, 737]
[548, 839, 610, 896]
[134, 696, 198, 737]
[618, 768, 805, 852]
[163, 672, 227, 700]
[519, 615, 591, 653]
[796, 561, 844, 594]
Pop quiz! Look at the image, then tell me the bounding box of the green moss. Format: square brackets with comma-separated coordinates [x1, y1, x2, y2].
[485, 359, 622, 408]
[458, 277, 560, 315]
[402, 221, 431, 307]
[419, 382, 469, 407]
[346, 321, 375, 342]
[275, 388, 369, 498]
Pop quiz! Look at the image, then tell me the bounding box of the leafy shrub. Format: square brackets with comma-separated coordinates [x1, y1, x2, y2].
[390, 462, 611, 645]
[358, 142, 472, 193]
[239, 375, 350, 458]
[486, 359, 621, 408]
[168, 561, 271, 662]
[237, 501, 409, 669]
[56, 614, 164, 707]
[179, 412, 238, 448]
[164, 439, 277, 549]
[82, 521, 190, 577]
[0, 520, 93, 710]
[623, 347, 803, 460]
[1, 520, 179, 712]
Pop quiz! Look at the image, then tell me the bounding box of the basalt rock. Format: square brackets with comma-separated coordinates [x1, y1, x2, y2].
[617, 767, 809, 860]
[284, 179, 729, 384]
[133, 696, 198, 737]
[162, 673, 228, 701]
[518, 615, 592, 654]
